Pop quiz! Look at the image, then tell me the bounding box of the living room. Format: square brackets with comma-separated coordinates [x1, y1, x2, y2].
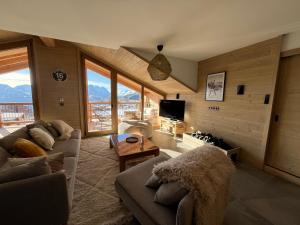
[0, 1, 300, 225]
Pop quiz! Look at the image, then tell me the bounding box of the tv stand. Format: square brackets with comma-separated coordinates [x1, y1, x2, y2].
[160, 118, 186, 138]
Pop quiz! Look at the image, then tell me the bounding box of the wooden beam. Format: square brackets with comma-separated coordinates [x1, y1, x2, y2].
[281, 48, 300, 58]
[39, 37, 55, 47]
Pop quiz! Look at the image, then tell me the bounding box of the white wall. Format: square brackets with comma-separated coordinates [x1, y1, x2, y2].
[131, 49, 198, 91]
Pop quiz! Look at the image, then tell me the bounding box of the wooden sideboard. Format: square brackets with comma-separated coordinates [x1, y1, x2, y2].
[160, 118, 186, 138]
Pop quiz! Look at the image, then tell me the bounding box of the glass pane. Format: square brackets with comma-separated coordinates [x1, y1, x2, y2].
[85, 60, 112, 132]
[117, 74, 142, 122]
[0, 47, 35, 137]
[144, 88, 163, 128]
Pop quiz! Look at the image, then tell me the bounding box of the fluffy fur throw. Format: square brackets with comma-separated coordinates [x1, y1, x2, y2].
[153, 145, 235, 225]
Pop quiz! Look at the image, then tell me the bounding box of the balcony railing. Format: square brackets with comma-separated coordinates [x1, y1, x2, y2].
[0, 103, 34, 127]
[0, 101, 159, 132]
[87, 101, 160, 131]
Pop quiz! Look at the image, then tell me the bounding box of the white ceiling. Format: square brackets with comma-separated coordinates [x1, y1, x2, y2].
[1, 0, 300, 61]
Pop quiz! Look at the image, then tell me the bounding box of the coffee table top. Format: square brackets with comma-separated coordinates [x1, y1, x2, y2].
[110, 133, 158, 157]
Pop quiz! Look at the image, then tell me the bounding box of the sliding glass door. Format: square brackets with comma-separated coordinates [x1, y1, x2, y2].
[84, 59, 114, 134]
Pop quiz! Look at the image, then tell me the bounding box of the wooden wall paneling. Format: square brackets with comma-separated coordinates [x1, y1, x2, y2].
[39, 37, 56, 47]
[111, 70, 118, 134]
[76, 47, 85, 134]
[33, 38, 81, 129]
[265, 54, 300, 178]
[168, 37, 282, 169]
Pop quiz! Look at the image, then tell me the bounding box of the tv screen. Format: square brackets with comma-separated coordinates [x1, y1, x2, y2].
[159, 100, 185, 121]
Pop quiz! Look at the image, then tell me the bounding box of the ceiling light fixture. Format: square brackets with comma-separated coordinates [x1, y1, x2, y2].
[147, 44, 172, 81]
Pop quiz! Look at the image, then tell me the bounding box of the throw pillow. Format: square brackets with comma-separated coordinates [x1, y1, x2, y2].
[0, 157, 51, 184]
[13, 138, 47, 157]
[51, 120, 74, 140]
[154, 181, 188, 205]
[45, 123, 59, 138]
[26, 121, 53, 138]
[7, 152, 64, 173]
[145, 174, 162, 189]
[0, 127, 31, 154]
[176, 192, 194, 225]
[29, 127, 55, 151]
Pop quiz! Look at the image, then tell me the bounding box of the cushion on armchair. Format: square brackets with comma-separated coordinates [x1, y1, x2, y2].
[7, 152, 64, 173]
[51, 120, 74, 140]
[0, 157, 51, 184]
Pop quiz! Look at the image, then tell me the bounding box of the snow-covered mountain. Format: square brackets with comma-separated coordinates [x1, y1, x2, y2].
[0, 84, 140, 103]
[0, 84, 33, 103]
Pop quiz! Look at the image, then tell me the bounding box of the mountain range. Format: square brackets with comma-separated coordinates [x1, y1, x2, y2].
[0, 84, 139, 103]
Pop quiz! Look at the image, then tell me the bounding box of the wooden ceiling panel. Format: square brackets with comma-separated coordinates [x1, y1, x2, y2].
[76, 43, 194, 95]
[0, 47, 28, 74]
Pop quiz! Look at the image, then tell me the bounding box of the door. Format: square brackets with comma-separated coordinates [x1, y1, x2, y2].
[266, 55, 300, 177]
[83, 58, 117, 135]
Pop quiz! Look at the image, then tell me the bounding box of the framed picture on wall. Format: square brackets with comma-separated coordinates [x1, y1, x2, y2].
[205, 72, 226, 101]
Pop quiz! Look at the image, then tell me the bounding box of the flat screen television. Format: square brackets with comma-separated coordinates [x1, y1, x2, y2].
[159, 100, 185, 121]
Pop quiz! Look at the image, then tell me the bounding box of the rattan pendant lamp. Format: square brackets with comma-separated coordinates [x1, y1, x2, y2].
[147, 45, 172, 81]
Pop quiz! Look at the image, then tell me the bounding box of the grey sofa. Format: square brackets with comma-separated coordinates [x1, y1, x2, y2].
[0, 126, 81, 225]
[115, 154, 186, 225]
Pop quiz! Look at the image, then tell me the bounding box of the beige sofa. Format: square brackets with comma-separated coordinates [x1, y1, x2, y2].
[0, 125, 81, 225]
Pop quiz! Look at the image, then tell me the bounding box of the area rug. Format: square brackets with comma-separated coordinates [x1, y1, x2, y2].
[68, 136, 139, 225]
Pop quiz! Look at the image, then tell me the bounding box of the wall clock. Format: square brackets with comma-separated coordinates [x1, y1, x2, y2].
[53, 70, 67, 81]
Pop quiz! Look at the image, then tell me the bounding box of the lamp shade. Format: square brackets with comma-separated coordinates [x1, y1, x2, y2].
[147, 53, 172, 81]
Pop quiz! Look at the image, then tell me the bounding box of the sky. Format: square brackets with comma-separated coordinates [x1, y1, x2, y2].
[87, 69, 135, 95]
[0, 68, 31, 87]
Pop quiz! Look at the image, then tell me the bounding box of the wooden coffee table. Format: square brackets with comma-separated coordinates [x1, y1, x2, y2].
[110, 133, 159, 172]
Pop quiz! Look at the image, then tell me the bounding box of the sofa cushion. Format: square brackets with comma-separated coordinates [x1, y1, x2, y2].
[176, 192, 194, 225]
[50, 139, 80, 157]
[116, 155, 177, 225]
[45, 123, 60, 138]
[26, 122, 53, 138]
[0, 157, 51, 184]
[0, 127, 30, 153]
[7, 152, 64, 173]
[154, 182, 188, 206]
[145, 174, 162, 189]
[0, 147, 10, 168]
[29, 127, 55, 151]
[14, 138, 47, 157]
[51, 120, 74, 140]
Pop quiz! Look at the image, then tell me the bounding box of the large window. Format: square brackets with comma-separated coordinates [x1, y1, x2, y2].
[82, 55, 165, 135]
[0, 46, 36, 137]
[117, 74, 142, 122]
[84, 59, 113, 133]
